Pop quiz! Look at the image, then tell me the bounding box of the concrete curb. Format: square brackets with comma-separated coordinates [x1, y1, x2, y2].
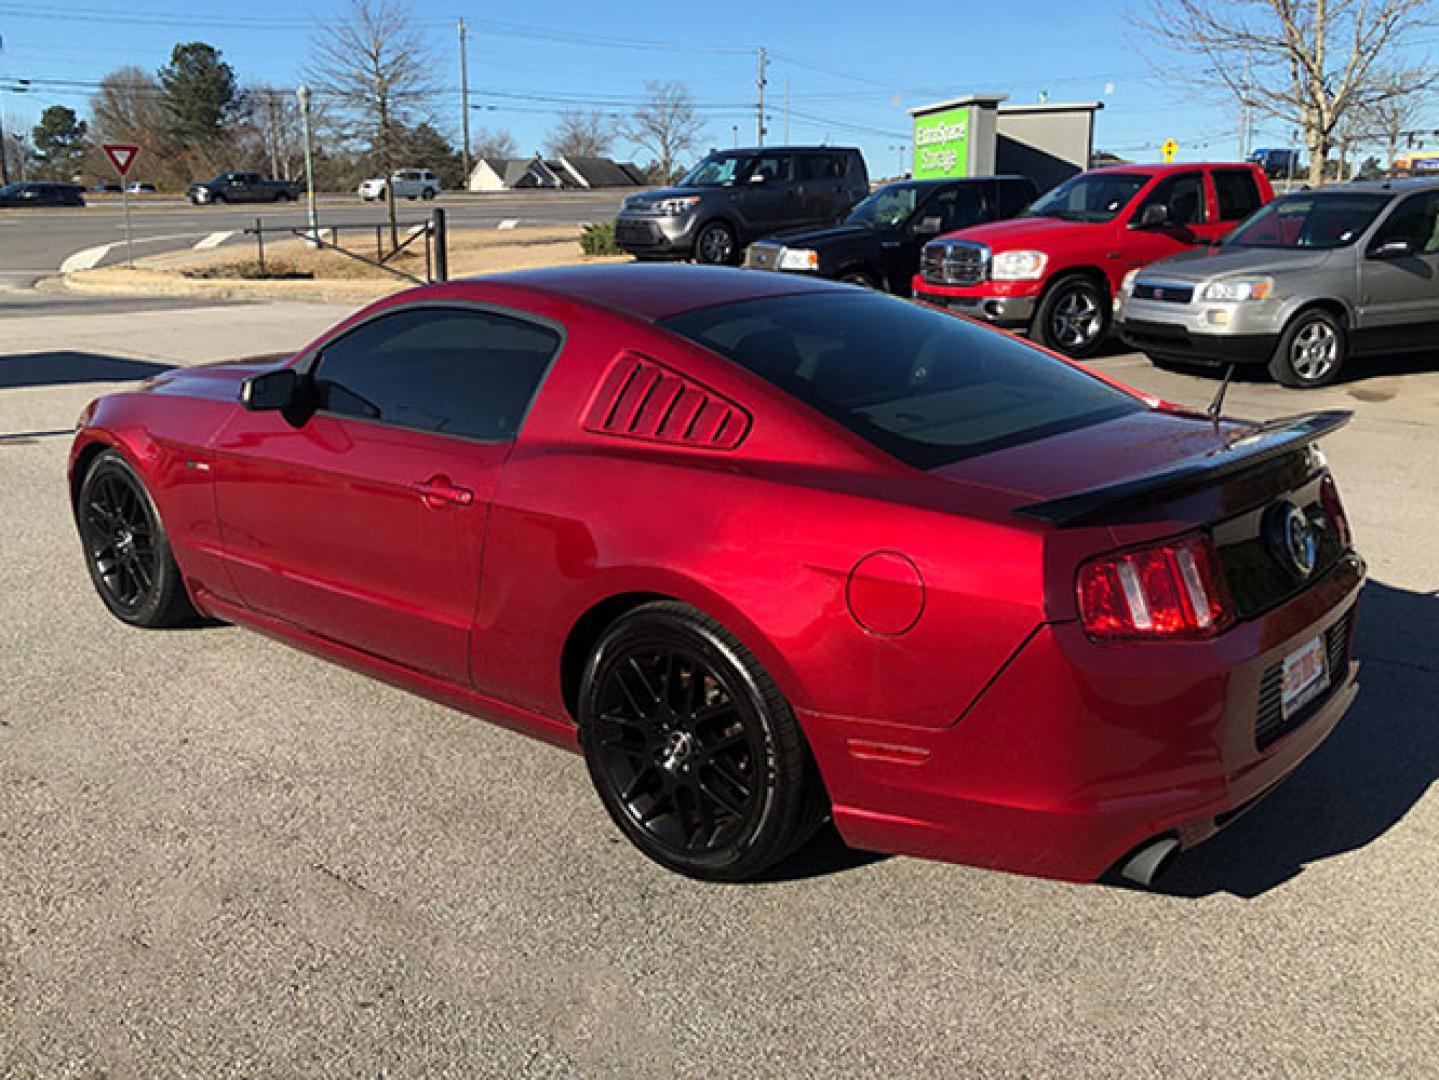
[52, 269, 406, 305]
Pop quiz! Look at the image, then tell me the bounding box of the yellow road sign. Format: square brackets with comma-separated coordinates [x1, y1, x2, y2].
[1161, 139, 1178, 163]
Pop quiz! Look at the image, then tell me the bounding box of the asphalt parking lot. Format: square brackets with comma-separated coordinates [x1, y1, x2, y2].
[1, 298, 1435, 1078]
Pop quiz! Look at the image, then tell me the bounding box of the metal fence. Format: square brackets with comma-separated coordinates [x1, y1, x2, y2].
[243, 207, 449, 285]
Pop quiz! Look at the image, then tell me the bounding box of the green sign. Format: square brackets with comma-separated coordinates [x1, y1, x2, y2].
[913, 106, 972, 179]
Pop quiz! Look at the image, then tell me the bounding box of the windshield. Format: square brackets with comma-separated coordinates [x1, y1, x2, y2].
[1026, 172, 1148, 223]
[677, 153, 746, 188]
[1225, 192, 1391, 249]
[845, 183, 922, 227]
[660, 292, 1143, 469]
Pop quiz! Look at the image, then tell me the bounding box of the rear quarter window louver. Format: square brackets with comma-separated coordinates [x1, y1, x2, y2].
[583, 353, 751, 450]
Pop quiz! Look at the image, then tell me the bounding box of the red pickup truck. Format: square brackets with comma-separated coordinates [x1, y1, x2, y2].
[912, 162, 1275, 356]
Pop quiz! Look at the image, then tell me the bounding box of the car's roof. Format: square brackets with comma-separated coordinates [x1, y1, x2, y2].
[1313, 177, 1439, 195]
[474, 264, 853, 322]
[883, 175, 1031, 189]
[1089, 162, 1258, 176]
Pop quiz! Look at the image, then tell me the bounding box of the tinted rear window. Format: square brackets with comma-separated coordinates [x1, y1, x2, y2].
[660, 292, 1144, 468]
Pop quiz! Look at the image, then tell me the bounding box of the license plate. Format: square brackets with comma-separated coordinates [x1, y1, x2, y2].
[1281, 635, 1329, 718]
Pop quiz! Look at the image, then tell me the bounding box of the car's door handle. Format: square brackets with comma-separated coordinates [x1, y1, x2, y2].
[412, 475, 474, 507]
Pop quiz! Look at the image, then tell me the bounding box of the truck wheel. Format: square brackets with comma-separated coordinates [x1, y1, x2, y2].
[1269, 308, 1347, 388]
[1034, 276, 1110, 358]
[422, 188, 437, 200]
[211, 192, 226, 204]
[695, 221, 739, 266]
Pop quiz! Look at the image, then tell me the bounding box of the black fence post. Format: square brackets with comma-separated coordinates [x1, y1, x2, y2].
[256, 218, 266, 276]
[432, 207, 448, 283]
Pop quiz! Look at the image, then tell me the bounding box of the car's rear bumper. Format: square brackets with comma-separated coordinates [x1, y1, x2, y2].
[803, 552, 1364, 882]
[912, 279, 1037, 329]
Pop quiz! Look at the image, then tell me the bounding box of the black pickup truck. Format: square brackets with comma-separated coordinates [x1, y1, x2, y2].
[187, 172, 300, 205]
[745, 175, 1037, 294]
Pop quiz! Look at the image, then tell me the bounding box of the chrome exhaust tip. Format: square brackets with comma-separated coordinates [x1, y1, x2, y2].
[1117, 836, 1180, 888]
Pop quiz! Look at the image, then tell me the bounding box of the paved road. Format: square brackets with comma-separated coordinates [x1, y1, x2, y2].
[1, 301, 1435, 1078]
[0, 192, 627, 289]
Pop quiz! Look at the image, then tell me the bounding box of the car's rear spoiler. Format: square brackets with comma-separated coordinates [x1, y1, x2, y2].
[1014, 410, 1352, 527]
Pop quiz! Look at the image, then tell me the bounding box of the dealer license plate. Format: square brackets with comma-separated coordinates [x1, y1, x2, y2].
[1281, 635, 1329, 718]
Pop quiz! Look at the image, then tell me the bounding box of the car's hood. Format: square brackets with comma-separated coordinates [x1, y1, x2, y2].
[141, 354, 293, 402]
[937, 216, 1109, 250]
[1139, 245, 1336, 283]
[757, 223, 878, 249]
[622, 185, 725, 208]
[932, 405, 1254, 504]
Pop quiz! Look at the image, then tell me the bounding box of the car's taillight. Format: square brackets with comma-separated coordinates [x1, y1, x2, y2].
[1319, 473, 1352, 549]
[1077, 532, 1234, 641]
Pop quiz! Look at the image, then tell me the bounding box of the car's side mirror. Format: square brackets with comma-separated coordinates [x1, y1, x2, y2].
[240, 368, 302, 412]
[1134, 203, 1170, 229]
[1370, 239, 1415, 259]
[913, 216, 944, 236]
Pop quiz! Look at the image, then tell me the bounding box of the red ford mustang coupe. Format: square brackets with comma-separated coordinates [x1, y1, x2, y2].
[69, 266, 1363, 885]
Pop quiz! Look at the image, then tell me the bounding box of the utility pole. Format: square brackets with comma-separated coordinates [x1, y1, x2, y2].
[784, 76, 790, 144]
[756, 47, 767, 147]
[297, 84, 319, 248]
[0, 34, 10, 186]
[458, 18, 471, 189]
[1238, 53, 1251, 159]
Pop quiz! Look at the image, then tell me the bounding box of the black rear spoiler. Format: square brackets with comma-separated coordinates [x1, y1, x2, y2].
[1014, 410, 1352, 527]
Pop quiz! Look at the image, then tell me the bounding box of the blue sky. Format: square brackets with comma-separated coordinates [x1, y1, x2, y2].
[0, 0, 1433, 169]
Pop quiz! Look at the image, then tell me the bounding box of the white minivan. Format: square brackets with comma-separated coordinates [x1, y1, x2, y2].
[358, 168, 441, 201]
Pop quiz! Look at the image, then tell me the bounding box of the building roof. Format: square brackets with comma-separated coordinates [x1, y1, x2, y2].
[560, 156, 646, 187]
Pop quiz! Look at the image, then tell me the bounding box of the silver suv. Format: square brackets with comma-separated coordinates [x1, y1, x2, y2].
[1116, 179, 1439, 387]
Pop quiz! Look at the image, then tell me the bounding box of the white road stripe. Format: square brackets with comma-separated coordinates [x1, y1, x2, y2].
[60, 244, 113, 273]
[194, 230, 236, 250]
[497, 219, 519, 230]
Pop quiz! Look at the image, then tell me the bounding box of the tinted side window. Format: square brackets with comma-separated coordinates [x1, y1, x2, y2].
[925, 185, 987, 232]
[1138, 172, 1206, 225]
[1372, 191, 1439, 253]
[997, 180, 1035, 217]
[799, 153, 844, 181]
[1213, 169, 1263, 221]
[314, 307, 561, 441]
[748, 153, 795, 183]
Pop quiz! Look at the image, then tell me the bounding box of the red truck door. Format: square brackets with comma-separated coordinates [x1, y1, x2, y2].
[1114, 170, 1214, 281]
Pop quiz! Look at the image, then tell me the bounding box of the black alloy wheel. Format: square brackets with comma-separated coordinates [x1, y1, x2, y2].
[77, 450, 196, 628]
[1034, 275, 1111, 357]
[694, 221, 738, 265]
[579, 602, 823, 880]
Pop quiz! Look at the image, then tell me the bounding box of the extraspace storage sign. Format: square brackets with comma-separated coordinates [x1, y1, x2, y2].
[913, 106, 972, 180]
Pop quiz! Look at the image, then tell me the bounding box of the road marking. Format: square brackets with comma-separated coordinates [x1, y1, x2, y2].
[194, 231, 236, 250]
[497, 219, 519, 230]
[60, 244, 113, 273]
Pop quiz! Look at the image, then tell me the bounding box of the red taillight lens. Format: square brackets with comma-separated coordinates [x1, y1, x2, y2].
[1319, 473, 1352, 549]
[1077, 532, 1233, 641]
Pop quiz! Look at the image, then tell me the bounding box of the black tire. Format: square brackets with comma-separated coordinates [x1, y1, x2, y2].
[1033, 275, 1111, 358]
[279, 191, 296, 203]
[211, 192, 226, 204]
[694, 221, 739, 266]
[578, 601, 824, 881]
[1268, 307, 1347, 388]
[76, 450, 197, 628]
[840, 269, 879, 289]
[421, 188, 437, 201]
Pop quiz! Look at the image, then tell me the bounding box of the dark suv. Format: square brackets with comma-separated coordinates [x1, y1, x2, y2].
[615, 146, 869, 264]
[0, 181, 85, 208]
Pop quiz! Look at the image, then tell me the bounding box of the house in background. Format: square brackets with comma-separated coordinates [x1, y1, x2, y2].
[468, 154, 647, 192]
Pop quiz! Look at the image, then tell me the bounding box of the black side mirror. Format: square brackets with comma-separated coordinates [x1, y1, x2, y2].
[240, 368, 301, 411]
[1370, 239, 1415, 259]
[1135, 203, 1169, 229]
[913, 216, 944, 236]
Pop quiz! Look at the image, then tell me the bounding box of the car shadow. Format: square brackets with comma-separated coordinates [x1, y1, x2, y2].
[749, 822, 891, 884]
[1155, 577, 1438, 899]
[0, 351, 173, 390]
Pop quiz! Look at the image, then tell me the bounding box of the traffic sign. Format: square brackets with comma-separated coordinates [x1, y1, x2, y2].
[1161, 139, 1178, 163]
[103, 143, 139, 177]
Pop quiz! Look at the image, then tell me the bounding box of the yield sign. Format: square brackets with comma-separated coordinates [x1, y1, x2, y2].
[103, 143, 140, 177]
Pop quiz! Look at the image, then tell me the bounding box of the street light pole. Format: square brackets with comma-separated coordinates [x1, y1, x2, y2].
[297, 84, 319, 248]
[0, 34, 10, 186]
[458, 18, 471, 188]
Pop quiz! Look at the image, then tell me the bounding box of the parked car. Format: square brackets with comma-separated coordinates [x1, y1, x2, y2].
[1248, 148, 1303, 180]
[187, 172, 300, 205]
[745, 175, 1037, 293]
[69, 264, 1362, 887]
[125, 182, 158, 195]
[914, 162, 1275, 356]
[358, 168, 441, 201]
[0, 181, 85, 208]
[91, 183, 122, 194]
[1117, 178, 1439, 387]
[615, 146, 869, 264]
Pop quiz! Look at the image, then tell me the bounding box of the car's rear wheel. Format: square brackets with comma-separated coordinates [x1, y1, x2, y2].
[694, 221, 738, 266]
[1269, 308, 1347, 388]
[422, 188, 437, 200]
[579, 601, 824, 881]
[1034, 275, 1110, 357]
[77, 450, 196, 628]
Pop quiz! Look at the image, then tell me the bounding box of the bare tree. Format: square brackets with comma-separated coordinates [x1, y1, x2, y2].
[545, 109, 616, 159]
[310, 0, 434, 246]
[1135, 0, 1436, 185]
[1355, 72, 1430, 173]
[91, 66, 171, 150]
[243, 86, 308, 180]
[625, 81, 706, 183]
[471, 126, 518, 160]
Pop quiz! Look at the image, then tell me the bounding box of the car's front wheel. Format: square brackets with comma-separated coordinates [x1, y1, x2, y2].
[694, 221, 739, 266]
[1034, 275, 1111, 357]
[1269, 308, 1347, 388]
[579, 601, 824, 881]
[76, 450, 197, 628]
